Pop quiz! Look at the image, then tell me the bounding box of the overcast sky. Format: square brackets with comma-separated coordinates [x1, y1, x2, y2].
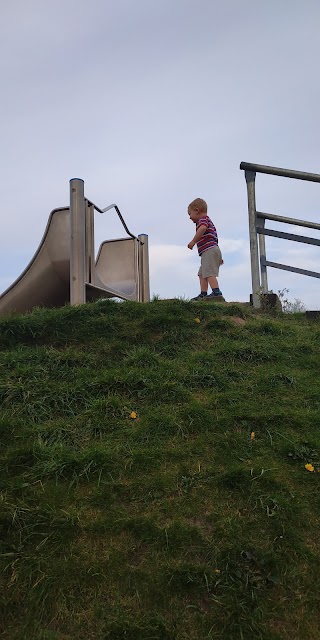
[1, 0, 320, 309]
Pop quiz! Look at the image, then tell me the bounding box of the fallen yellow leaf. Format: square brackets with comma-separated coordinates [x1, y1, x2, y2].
[130, 411, 137, 419]
[195, 318, 201, 324]
[305, 463, 314, 472]
[250, 431, 255, 441]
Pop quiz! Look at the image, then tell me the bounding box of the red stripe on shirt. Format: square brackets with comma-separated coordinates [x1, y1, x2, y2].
[196, 216, 218, 255]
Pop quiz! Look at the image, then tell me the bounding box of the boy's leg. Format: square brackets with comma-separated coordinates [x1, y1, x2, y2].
[207, 275, 223, 298]
[199, 275, 208, 292]
[202, 249, 224, 299]
[207, 276, 219, 290]
[206, 274, 224, 300]
[191, 269, 208, 300]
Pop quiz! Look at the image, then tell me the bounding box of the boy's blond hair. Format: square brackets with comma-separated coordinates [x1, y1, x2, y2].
[188, 198, 207, 213]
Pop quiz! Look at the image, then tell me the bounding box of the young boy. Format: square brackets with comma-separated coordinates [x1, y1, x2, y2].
[187, 198, 224, 301]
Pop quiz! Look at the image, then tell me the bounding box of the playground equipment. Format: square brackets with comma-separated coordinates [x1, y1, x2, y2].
[240, 162, 320, 308]
[0, 179, 150, 315]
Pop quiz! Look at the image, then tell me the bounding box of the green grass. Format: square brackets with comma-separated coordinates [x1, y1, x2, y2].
[0, 299, 320, 639]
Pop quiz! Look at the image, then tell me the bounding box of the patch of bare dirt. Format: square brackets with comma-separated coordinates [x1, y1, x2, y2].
[229, 316, 246, 326]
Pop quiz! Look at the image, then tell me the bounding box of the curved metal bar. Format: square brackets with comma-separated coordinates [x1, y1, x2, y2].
[87, 199, 139, 241]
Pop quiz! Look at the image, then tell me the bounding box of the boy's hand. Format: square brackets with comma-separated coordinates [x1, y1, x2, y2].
[188, 241, 195, 250]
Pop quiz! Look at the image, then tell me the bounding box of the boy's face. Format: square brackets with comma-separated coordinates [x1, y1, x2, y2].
[188, 206, 201, 223]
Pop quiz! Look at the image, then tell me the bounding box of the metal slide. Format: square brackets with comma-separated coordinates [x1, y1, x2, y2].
[0, 180, 150, 315]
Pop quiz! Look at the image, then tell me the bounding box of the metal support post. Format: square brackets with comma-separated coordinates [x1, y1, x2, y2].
[245, 171, 261, 308]
[257, 217, 268, 293]
[70, 179, 86, 305]
[138, 234, 150, 302]
[85, 200, 95, 285]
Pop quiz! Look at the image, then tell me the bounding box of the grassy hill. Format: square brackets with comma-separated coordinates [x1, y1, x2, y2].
[0, 299, 319, 640]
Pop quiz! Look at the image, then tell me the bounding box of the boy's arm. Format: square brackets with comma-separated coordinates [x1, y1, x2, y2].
[188, 224, 206, 250]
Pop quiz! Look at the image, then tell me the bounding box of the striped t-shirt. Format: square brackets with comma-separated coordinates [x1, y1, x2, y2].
[196, 215, 218, 255]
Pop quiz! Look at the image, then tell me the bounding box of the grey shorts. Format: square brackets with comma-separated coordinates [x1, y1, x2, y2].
[198, 246, 222, 278]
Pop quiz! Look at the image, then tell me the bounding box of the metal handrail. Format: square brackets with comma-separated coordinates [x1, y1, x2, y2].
[87, 199, 139, 241]
[256, 227, 320, 247]
[240, 162, 320, 308]
[256, 211, 320, 231]
[240, 161, 320, 183]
